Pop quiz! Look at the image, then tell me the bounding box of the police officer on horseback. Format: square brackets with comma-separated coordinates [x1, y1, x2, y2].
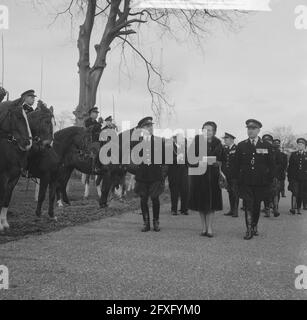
[21, 90, 36, 114]
[84, 107, 102, 142]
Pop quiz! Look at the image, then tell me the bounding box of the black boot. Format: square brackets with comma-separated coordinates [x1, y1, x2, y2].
[141, 198, 150, 232]
[273, 196, 280, 217]
[252, 225, 259, 236]
[142, 214, 150, 232]
[264, 207, 271, 218]
[290, 195, 297, 215]
[244, 210, 253, 240]
[152, 198, 160, 232]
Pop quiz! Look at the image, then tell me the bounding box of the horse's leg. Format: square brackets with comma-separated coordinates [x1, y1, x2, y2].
[35, 179, 40, 202]
[61, 167, 73, 205]
[48, 179, 57, 221]
[121, 174, 127, 200]
[84, 174, 90, 200]
[95, 175, 103, 198]
[35, 175, 48, 218]
[100, 171, 112, 209]
[56, 185, 63, 208]
[1, 173, 20, 230]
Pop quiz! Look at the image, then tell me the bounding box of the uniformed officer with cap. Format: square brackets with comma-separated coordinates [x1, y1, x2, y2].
[262, 134, 277, 217]
[273, 138, 288, 204]
[101, 116, 118, 132]
[234, 119, 275, 240]
[84, 107, 102, 142]
[221, 132, 239, 218]
[287, 138, 307, 215]
[273, 139, 288, 198]
[21, 89, 37, 114]
[134, 116, 167, 232]
[168, 133, 189, 216]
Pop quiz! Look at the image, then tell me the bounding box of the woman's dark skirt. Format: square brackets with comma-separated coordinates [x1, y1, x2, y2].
[188, 166, 223, 213]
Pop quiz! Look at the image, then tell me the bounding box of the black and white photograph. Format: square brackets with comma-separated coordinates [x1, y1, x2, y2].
[0, 0, 307, 305]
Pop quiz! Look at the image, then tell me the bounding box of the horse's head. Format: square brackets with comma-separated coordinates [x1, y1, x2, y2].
[0, 101, 33, 151]
[27, 102, 54, 149]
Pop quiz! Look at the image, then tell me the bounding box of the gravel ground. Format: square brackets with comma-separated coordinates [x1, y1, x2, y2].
[1, 188, 307, 300]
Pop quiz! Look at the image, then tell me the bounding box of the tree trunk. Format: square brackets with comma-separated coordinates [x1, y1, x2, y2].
[73, 0, 128, 126]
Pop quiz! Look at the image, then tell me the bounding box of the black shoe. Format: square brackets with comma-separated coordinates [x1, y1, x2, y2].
[200, 231, 207, 237]
[273, 211, 280, 217]
[206, 233, 214, 238]
[224, 212, 233, 216]
[171, 211, 178, 216]
[252, 227, 259, 236]
[244, 229, 253, 240]
[264, 209, 271, 218]
[290, 209, 296, 215]
[142, 224, 150, 232]
[153, 221, 160, 232]
[232, 213, 239, 218]
[181, 211, 189, 216]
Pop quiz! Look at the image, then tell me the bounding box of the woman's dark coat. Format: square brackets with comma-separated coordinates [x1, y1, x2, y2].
[188, 135, 223, 212]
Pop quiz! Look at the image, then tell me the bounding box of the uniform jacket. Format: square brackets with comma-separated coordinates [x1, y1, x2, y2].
[84, 117, 102, 142]
[234, 138, 275, 186]
[273, 148, 288, 180]
[221, 144, 237, 179]
[287, 151, 307, 181]
[135, 135, 167, 183]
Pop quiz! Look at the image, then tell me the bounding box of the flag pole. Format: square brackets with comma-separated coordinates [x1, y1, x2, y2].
[40, 56, 44, 99]
[2, 33, 4, 87]
[113, 95, 115, 122]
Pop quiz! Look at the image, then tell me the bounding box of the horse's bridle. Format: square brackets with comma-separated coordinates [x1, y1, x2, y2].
[0, 108, 33, 151]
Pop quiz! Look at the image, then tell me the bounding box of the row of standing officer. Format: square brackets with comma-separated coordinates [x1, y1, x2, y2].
[221, 121, 307, 240]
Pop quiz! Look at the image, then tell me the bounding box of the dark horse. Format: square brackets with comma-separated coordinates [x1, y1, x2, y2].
[26, 103, 56, 219]
[34, 126, 93, 215]
[0, 98, 33, 232]
[54, 127, 138, 209]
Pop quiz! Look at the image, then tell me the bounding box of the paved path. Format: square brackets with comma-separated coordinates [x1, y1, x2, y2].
[1, 192, 307, 300]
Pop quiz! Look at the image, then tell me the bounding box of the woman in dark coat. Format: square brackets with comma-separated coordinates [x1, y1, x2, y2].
[188, 122, 223, 237]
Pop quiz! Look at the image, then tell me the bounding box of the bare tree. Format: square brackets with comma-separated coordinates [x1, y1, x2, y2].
[269, 126, 297, 151]
[45, 0, 242, 125]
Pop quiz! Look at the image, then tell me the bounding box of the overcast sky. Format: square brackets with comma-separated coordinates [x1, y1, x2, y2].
[1, 0, 306, 140]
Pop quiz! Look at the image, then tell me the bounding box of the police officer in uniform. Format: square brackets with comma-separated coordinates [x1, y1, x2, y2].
[21, 90, 37, 114]
[84, 107, 102, 142]
[234, 119, 275, 240]
[168, 133, 189, 216]
[287, 138, 307, 215]
[221, 132, 239, 218]
[262, 134, 276, 217]
[273, 139, 288, 198]
[134, 117, 167, 232]
[273, 138, 288, 208]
